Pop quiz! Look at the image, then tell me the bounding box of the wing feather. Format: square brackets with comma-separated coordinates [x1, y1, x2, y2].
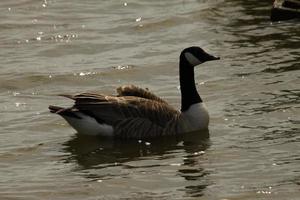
[74, 96, 179, 126]
[116, 85, 167, 103]
[114, 118, 163, 139]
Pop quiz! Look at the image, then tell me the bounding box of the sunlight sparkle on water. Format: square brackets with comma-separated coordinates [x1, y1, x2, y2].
[13, 92, 20, 96]
[170, 163, 182, 166]
[74, 72, 97, 76]
[114, 65, 132, 70]
[15, 102, 26, 107]
[193, 151, 205, 155]
[42, 0, 48, 7]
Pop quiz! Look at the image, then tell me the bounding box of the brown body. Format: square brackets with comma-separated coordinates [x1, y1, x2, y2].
[49, 85, 187, 139]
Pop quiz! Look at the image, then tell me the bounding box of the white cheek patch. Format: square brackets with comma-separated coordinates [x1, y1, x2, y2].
[184, 52, 202, 66]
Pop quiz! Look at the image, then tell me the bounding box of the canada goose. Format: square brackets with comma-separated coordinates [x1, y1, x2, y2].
[49, 47, 220, 139]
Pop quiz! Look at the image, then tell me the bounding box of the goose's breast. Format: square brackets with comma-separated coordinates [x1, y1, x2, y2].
[181, 103, 209, 131]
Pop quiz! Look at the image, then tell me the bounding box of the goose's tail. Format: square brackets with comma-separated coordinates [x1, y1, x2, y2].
[49, 105, 64, 113]
[49, 105, 81, 119]
[48, 105, 114, 136]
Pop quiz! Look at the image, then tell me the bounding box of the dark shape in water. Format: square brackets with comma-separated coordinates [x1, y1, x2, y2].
[271, 0, 300, 21]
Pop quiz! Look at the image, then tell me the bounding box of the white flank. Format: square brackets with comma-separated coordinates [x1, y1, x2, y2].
[62, 113, 114, 136]
[181, 103, 209, 131]
[184, 52, 202, 66]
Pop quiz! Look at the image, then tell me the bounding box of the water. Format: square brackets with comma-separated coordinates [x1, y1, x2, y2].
[0, 0, 299, 199]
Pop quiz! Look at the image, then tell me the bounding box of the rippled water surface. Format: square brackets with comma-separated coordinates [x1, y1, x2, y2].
[0, 0, 299, 199]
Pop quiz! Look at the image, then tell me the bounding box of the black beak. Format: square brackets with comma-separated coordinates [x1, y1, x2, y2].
[207, 54, 220, 61]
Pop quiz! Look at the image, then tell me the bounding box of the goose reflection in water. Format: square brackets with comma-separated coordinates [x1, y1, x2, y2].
[62, 131, 210, 198]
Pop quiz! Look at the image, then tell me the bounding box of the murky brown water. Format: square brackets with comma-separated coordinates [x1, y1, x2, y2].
[0, 0, 299, 199]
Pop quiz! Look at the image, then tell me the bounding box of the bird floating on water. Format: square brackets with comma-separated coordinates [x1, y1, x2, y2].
[49, 46, 220, 139]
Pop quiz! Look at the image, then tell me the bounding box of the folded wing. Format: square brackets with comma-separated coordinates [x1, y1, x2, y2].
[116, 85, 168, 104]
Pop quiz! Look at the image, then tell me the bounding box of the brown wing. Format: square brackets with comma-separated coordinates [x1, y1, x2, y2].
[116, 85, 168, 104]
[113, 118, 164, 139]
[62, 93, 179, 127]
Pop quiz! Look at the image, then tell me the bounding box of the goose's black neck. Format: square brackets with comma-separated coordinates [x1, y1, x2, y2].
[180, 57, 202, 112]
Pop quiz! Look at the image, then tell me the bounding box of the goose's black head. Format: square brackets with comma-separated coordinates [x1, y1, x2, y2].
[180, 46, 220, 67]
[179, 46, 219, 112]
